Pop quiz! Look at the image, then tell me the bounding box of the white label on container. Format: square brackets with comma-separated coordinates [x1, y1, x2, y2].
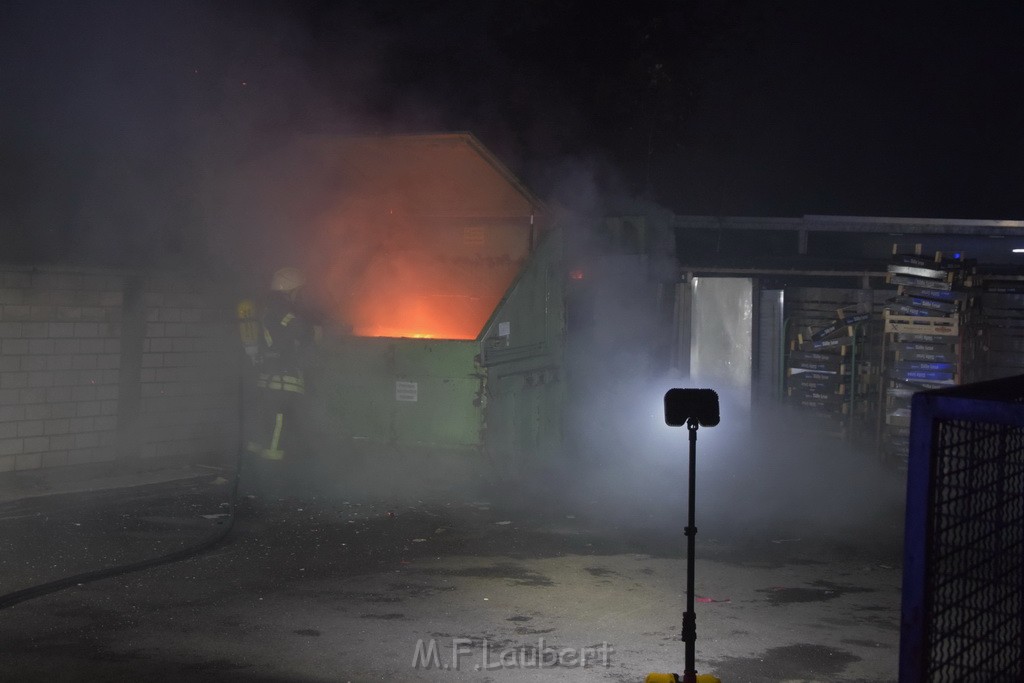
[498, 321, 510, 337]
[395, 381, 418, 402]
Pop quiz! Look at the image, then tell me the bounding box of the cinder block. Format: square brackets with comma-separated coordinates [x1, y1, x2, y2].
[70, 385, 97, 401]
[164, 323, 187, 337]
[56, 306, 83, 321]
[73, 322, 99, 338]
[44, 419, 69, 435]
[48, 322, 75, 338]
[0, 405, 25, 421]
[145, 323, 165, 338]
[141, 353, 163, 368]
[47, 356, 73, 371]
[160, 308, 182, 323]
[103, 339, 120, 354]
[24, 404, 51, 420]
[4, 272, 31, 288]
[17, 421, 44, 437]
[1, 339, 28, 355]
[79, 275, 109, 291]
[79, 307, 108, 322]
[93, 416, 117, 432]
[70, 291, 99, 307]
[27, 338, 54, 355]
[22, 436, 49, 453]
[1, 373, 28, 389]
[0, 322, 23, 337]
[3, 305, 31, 321]
[49, 434, 74, 450]
[76, 401, 102, 417]
[162, 353, 186, 367]
[67, 417, 94, 433]
[72, 355, 98, 370]
[98, 291, 123, 307]
[53, 339, 80, 354]
[78, 339, 104, 354]
[26, 371, 55, 388]
[14, 452, 42, 470]
[67, 448, 101, 465]
[74, 432, 99, 448]
[0, 455, 14, 472]
[20, 356, 47, 372]
[95, 384, 118, 400]
[0, 423, 17, 439]
[29, 306, 54, 322]
[0, 438, 23, 456]
[0, 289, 24, 305]
[51, 370, 79, 386]
[41, 451, 68, 468]
[96, 354, 119, 369]
[101, 400, 118, 415]
[0, 357, 20, 372]
[46, 387, 72, 402]
[34, 273, 81, 290]
[27, 289, 54, 305]
[51, 403, 78, 419]
[149, 338, 174, 353]
[23, 324, 50, 340]
[18, 387, 46, 404]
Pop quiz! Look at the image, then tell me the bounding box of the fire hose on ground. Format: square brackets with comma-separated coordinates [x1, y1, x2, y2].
[0, 377, 247, 611]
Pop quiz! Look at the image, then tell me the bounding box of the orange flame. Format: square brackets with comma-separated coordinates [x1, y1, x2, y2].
[310, 195, 528, 341]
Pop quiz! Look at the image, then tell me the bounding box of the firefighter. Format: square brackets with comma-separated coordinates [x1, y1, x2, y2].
[241, 266, 316, 496]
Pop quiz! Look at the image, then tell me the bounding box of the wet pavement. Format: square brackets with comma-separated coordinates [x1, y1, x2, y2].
[0, 475, 902, 682]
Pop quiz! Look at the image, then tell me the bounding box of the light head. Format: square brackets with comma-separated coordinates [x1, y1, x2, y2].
[664, 388, 720, 428]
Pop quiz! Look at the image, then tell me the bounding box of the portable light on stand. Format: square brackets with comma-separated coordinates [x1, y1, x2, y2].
[645, 388, 722, 683]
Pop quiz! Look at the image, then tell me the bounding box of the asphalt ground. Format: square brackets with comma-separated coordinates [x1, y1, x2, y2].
[0, 467, 903, 683]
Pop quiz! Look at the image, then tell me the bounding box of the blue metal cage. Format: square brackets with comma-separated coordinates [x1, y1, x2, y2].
[901, 375, 1024, 682]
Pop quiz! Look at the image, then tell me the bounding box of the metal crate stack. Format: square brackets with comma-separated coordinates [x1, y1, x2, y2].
[879, 246, 980, 466]
[978, 275, 1024, 381]
[785, 295, 876, 440]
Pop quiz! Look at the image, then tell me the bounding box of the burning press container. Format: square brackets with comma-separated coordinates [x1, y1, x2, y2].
[310, 134, 565, 476]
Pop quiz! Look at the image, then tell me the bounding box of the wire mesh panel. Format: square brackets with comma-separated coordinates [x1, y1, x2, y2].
[901, 376, 1024, 682]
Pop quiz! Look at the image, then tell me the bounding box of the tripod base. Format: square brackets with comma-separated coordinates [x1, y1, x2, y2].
[644, 674, 721, 683]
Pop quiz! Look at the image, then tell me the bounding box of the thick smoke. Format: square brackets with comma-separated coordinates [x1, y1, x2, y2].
[0, 2, 380, 271]
[541, 162, 904, 546]
[0, 2, 905, 538]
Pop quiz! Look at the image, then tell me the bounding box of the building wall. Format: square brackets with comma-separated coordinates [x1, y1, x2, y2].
[0, 266, 238, 477]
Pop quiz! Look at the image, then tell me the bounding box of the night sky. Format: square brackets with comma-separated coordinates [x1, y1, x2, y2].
[3, 2, 1024, 264]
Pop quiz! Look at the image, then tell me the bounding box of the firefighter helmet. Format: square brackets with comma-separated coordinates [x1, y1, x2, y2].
[270, 267, 305, 293]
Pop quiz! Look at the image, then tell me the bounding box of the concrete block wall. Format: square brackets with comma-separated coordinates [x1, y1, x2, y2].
[136, 277, 237, 462]
[0, 266, 238, 477]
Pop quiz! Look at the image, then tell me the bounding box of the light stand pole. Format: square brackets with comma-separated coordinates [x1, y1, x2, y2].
[682, 418, 700, 682]
[646, 388, 721, 683]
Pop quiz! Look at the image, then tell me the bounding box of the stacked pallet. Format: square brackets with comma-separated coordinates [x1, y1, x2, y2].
[785, 288, 878, 440]
[978, 275, 1024, 381]
[880, 246, 979, 465]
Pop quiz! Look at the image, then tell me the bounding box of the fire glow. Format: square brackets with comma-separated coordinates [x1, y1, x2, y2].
[313, 202, 526, 341]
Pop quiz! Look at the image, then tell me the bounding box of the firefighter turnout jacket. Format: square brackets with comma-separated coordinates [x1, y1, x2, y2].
[255, 290, 314, 395]
[240, 290, 315, 462]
